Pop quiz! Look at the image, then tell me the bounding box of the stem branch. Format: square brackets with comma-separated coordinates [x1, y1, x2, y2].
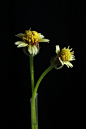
[31, 65, 53, 127]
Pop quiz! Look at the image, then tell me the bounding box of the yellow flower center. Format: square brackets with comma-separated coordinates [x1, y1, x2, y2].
[22, 28, 40, 46]
[60, 47, 73, 61]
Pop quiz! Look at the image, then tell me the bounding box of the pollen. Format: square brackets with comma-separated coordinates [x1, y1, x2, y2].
[60, 46, 73, 61]
[22, 28, 40, 46]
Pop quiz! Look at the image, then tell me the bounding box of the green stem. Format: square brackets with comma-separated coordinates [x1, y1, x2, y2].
[29, 55, 34, 96]
[31, 65, 53, 128]
[29, 55, 35, 129]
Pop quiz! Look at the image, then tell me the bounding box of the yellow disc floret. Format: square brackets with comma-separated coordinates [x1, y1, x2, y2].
[60, 46, 73, 61]
[22, 28, 40, 45]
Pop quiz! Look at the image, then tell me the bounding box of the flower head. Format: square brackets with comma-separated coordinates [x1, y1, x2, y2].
[55, 45, 75, 68]
[15, 28, 50, 56]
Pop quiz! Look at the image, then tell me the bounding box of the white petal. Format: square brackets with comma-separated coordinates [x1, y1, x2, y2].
[28, 45, 38, 55]
[28, 46, 32, 54]
[59, 57, 64, 65]
[39, 34, 45, 39]
[69, 58, 75, 61]
[71, 55, 75, 58]
[64, 61, 73, 68]
[38, 38, 50, 43]
[15, 41, 26, 45]
[32, 46, 38, 55]
[69, 55, 75, 61]
[17, 43, 28, 48]
[31, 47, 35, 55]
[56, 45, 60, 54]
[64, 47, 66, 49]
[15, 33, 24, 38]
[33, 46, 38, 54]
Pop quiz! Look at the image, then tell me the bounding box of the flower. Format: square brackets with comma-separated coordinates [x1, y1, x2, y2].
[55, 45, 75, 68]
[15, 28, 50, 56]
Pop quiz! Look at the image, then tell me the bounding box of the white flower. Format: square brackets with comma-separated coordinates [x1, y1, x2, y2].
[15, 28, 50, 56]
[55, 45, 75, 68]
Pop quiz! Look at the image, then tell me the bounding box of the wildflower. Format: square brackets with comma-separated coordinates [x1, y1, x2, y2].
[50, 45, 75, 69]
[55, 45, 75, 68]
[15, 28, 50, 56]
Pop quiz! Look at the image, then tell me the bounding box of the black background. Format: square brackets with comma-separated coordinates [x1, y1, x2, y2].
[0, 0, 86, 128]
